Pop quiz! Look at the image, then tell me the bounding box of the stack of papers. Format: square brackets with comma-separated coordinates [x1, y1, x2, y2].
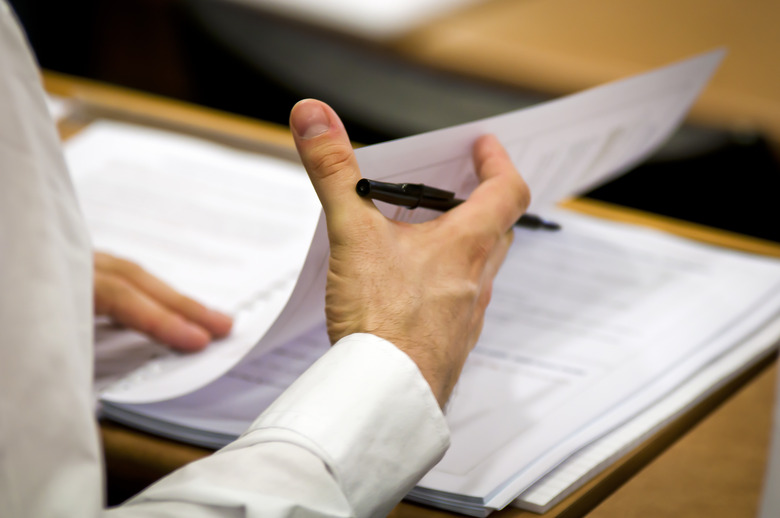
[66, 50, 780, 515]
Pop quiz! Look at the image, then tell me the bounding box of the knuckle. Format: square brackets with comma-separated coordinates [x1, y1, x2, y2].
[100, 275, 133, 300]
[308, 142, 355, 179]
[93, 251, 109, 268]
[118, 259, 145, 278]
[95, 276, 136, 318]
[176, 294, 204, 316]
[144, 314, 175, 337]
[493, 173, 531, 228]
[468, 232, 496, 268]
[477, 282, 494, 312]
[102, 254, 145, 279]
[504, 228, 515, 249]
[511, 173, 532, 212]
[465, 279, 481, 302]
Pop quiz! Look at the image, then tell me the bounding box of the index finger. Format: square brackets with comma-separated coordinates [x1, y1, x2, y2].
[94, 252, 233, 338]
[451, 134, 531, 235]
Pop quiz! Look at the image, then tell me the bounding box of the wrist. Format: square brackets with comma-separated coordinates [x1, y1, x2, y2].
[339, 332, 454, 408]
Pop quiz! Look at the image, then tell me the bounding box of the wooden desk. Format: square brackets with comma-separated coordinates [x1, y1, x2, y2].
[392, 0, 780, 143]
[588, 362, 777, 518]
[45, 72, 780, 517]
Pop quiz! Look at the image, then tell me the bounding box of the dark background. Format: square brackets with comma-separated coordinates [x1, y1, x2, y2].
[9, 0, 780, 243]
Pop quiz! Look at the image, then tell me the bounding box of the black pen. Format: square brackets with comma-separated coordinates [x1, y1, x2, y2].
[355, 178, 561, 231]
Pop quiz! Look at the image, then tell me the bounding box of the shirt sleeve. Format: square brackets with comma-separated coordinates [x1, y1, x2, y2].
[0, 2, 103, 517]
[109, 334, 450, 518]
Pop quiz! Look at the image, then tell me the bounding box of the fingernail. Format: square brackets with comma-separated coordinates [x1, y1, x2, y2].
[167, 321, 210, 352]
[291, 100, 330, 139]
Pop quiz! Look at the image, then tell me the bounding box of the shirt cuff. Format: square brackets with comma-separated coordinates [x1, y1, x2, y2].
[235, 333, 450, 518]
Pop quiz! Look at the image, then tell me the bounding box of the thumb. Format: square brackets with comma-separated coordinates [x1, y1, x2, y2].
[290, 99, 368, 225]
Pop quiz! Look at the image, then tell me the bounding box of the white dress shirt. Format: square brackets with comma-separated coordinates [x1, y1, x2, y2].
[0, 3, 449, 517]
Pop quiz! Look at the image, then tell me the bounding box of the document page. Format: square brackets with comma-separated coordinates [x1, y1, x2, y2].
[353, 50, 724, 214]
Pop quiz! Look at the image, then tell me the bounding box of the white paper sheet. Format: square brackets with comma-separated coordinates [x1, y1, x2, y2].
[352, 50, 724, 214]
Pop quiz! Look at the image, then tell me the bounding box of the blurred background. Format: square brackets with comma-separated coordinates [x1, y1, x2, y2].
[9, 0, 780, 241]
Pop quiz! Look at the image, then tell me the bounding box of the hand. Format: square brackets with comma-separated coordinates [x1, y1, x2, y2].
[93, 252, 233, 352]
[290, 99, 530, 407]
